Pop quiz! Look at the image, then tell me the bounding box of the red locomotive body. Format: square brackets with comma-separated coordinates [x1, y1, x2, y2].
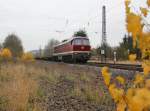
[53, 36, 91, 63]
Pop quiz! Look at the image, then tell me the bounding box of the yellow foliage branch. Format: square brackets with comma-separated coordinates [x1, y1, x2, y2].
[101, 0, 150, 111]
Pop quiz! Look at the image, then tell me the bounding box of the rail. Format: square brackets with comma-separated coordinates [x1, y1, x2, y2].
[87, 62, 143, 72]
[36, 58, 143, 72]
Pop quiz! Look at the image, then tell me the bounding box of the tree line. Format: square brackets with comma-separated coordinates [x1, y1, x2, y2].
[35, 30, 142, 61]
[0, 30, 141, 61]
[91, 34, 142, 61]
[0, 30, 88, 59]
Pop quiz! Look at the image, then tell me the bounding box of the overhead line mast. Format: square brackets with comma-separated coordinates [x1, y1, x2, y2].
[101, 5, 107, 63]
[102, 5, 107, 45]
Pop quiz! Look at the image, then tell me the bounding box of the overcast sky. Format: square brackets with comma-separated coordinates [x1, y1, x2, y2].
[0, 0, 145, 51]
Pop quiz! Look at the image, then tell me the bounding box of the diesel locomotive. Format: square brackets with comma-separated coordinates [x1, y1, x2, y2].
[53, 36, 91, 63]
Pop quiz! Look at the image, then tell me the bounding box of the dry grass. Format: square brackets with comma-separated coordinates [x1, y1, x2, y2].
[66, 66, 113, 105]
[0, 63, 41, 111]
[0, 62, 69, 111]
[72, 82, 112, 105]
[0, 61, 113, 111]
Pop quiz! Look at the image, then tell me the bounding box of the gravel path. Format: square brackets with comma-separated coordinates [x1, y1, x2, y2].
[39, 76, 108, 111]
[36, 61, 135, 111]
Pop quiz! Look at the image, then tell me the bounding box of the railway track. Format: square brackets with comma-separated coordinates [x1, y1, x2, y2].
[36, 58, 143, 72]
[87, 62, 143, 72]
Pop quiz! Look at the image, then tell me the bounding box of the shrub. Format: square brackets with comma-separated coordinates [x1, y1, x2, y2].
[0, 48, 12, 60]
[21, 52, 34, 62]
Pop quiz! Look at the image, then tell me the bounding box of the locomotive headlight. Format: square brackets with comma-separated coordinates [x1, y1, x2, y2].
[81, 46, 85, 50]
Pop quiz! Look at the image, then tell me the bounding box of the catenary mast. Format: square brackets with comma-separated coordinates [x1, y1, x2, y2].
[101, 5, 107, 63]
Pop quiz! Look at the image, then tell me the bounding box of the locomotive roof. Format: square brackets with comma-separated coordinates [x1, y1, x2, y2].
[54, 36, 89, 47]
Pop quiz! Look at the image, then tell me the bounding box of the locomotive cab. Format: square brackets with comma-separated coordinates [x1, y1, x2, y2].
[71, 37, 91, 63]
[71, 38, 90, 46]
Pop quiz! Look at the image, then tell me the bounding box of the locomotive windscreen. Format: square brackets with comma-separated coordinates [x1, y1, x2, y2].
[72, 38, 90, 45]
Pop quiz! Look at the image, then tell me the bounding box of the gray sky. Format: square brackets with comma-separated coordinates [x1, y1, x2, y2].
[0, 0, 145, 51]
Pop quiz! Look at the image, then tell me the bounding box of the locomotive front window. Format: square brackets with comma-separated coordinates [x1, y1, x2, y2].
[72, 39, 90, 45]
[83, 39, 90, 45]
[73, 39, 82, 45]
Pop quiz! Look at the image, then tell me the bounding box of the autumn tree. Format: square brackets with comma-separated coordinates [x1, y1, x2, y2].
[21, 52, 34, 62]
[3, 34, 24, 57]
[101, 0, 150, 111]
[43, 39, 59, 57]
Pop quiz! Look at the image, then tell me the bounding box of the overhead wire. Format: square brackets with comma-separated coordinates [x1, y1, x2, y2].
[80, 0, 125, 36]
[49, 0, 124, 35]
[46, 1, 139, 36]
[84, 1, 124, 26]
[86, 1, 150, 35]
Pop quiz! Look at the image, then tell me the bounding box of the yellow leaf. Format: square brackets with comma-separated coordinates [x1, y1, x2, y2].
[101, 67, 111, 86]
[134, 74, 144, 85]
[126, 88, 135, 101]
[129, 88, 150, 111]
[117, 99, 126, 111]
[126, 6, 130, 14]
[140, 7, 149, 17]
[139, 33, 150, 51]
[109, 84, 124, 103]
[126, 13, 142, 46]
[103, 72, 111, 86]
[125, 0, 131, 14]
[101, 67, 109, 74]
[129, 54, 136, 62]
[116, 76, 125, 85]
[127, 89, 150, 111]
[143, 65, 150, 76]
[147, 0, 150, 7]
[125, 0, 131, 6]
[145, 79, 150, 89]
